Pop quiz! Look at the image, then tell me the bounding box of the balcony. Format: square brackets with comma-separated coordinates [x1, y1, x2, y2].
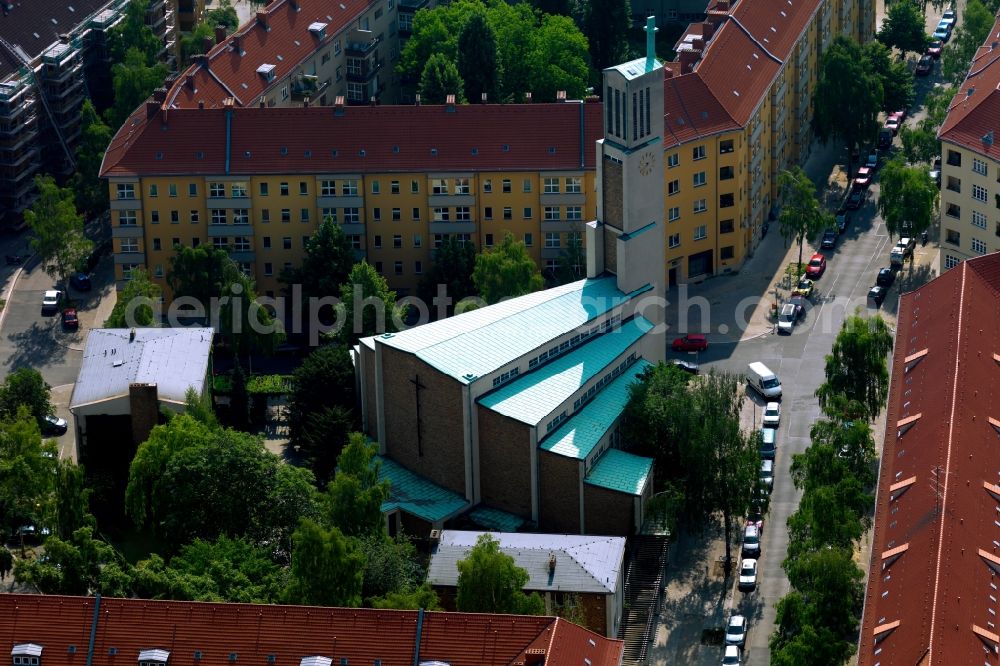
[230, 250, 256, 263]
[540, 192, 586, 206]
[114, 252, 146, 264]
[398, 0, 429, 10]
[207, 224, 233, 237]
[206, 196, 252, 209]
[340, 222, 365, 235]
[0, 145, 39, 169]
[317, 194, 363, 208]
[111, 197, 142, 211]
[428, 193, 474, 207]
[346, 59, 382, 83]
[541, 219, 579, 233]
[429, 221, 476, 234]
[345, 30, 380, 56]
[111, 225, 144, 238]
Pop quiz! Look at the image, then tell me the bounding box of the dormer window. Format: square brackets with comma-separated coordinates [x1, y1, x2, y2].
[308, 22, 327, 38]
[11, 644, 42, 666]
[137, 649, 170, 666]
[299, 657, 332, 666]
[257, 64, 276, 82]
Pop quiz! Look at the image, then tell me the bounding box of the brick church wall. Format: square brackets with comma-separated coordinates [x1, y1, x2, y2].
[538, 450, 582, 533]
[584, 483, 635, 536]
[476, 406, 533, 519]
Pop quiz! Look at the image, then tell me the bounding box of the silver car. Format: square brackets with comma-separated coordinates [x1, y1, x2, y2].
[725, 614, 747, 647]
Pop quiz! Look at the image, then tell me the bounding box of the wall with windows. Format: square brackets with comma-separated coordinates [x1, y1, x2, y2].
[938, 141, 1000, 273]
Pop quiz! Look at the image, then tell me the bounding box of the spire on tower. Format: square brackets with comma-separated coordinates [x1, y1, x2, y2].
[644, 16, 658, 73]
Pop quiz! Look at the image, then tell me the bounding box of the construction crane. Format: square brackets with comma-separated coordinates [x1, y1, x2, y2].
[0, 35, 76, 169]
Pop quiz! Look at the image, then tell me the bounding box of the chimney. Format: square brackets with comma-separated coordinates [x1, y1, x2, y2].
[663, 67, 675, 79]
[303, 96, 309, 108]
[414, 93, 421, 105]
[201, 36, 214, 53]
[701, 21, 716, 41]
[335, 95, 345, 109]
[548, 553, 556, 574]
[152, 87, 167, 103]
[232, 33, 243, 54]
[59, 33, 70, 44]
[525, 92, 532, 102]
[258, 97, 265, 108]
[129, 382, 159, 446]
[556, 90, 567, 101]
[481, 92, 487, 103]
[289, 0, 299, 9]
[692, 38, 705, 52]
[215, 24, 227, 44]
[369, 96, 376, 106]
[185, 72, 196, 89]
[256, 10, 269, 30]
[145, 100, 160, 119]
[446, 93, 456, 105]
[198, 100, 205, 109]
[713, 0, 730, 10]
[679, 49, 700, 74]
[192, 53, 209, 68]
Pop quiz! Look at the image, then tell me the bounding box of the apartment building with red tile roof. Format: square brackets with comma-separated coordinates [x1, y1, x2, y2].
[857, 252, 1000, 665]
[0, 594, 624, 666]
[937, 15, 1000, 272]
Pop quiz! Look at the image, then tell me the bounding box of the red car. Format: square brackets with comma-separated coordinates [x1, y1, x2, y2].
[853, 166, 873, 189]
[806, 253, 827, 278]
[62, 308, 79, 330]
[927, 40, 942, 58]
[671, 334, 708, 352]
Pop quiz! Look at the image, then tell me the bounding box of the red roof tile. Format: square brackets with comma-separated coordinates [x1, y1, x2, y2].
[938, 16, 1000, 156]
[100, 101, 603, 177]
[165, 0, 373, 110]
[730, 0, 820, 62]
[857, 253, 1000, 666]
[694, 19, 780, 126]
[0, 595, 623, 666]
[662, 73, 739, 148]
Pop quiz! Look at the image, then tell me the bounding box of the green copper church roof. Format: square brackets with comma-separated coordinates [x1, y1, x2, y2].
[377, 456, 469, 523]
[585, 448, 653, 496]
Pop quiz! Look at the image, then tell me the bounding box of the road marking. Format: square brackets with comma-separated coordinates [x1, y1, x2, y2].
[0, 265, 24, 334]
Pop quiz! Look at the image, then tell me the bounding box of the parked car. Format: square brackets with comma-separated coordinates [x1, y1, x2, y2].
[70, 272, 92, 291]
[884, 114, 901, 135]
[41, 290, 61, 314]
[877, 128, 893, 150]
[760, 459, 774, 489]
[916, 54, 933, 76]
[934, 22, 951, 41]
[747, 505, 765, 530]
[762, 402, 781, 427]
[759, 428, 776, 459]
[927, 39, 943, 58]
[868, 285, 887, 308]
[742, 525, 760, 558]
[847, 188, 864, 209]
[672, 359, 700, 374]
[738, 559, 758, 591]
[42, 414, 68, 435]
[821, 229, 838, 248]
[793, 276, 814, 298]
[725, 615, 747, 647]
[722, 644, 742, 666]
[806, 253, 826, 278]
[854, 167, 873, 190]
[836, 211, 850, 233]
[789, 295, 808, 315]
[866, 150, 880, 170]
[877, 267, 896, 288]
[777, 301, 801, 334]
[941, 9, 956, 28]
[672, 333, 709, 352]
[61, 307, 79, 330]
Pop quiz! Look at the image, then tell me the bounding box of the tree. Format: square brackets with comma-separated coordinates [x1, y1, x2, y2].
[0, 409, 56, 553]
[899, 120, 942, 164]
[806, 419, 876, 487]
[108, 47, 170, 129]
[457, 10, 500, 103]
[472, 232, 544, 304]
[204, 0, 239, 32]
[52, 460, 95, 540]
[229, 361, 250, 431]
[583, 0, 630, 73]
[370, 582, 442, 610]
[14, 527, 122, 595]
[358, 533, 426, 602]
[815, 312, 893, 421]
[784, 547, 865, 642]
[284, 519, 364, 608]
[218, 266, 282, 357]
[109, 0, 162, 66]
[105, 268, 161, 328]
[288, 345, 357, 455]
[876, 157, 938, 240]
[862, 41, 914, 114]
[455, 534, 545, 614]
[71, 101, 113, 215]
[554, 227, 586, 285]
[814, 37, 882, 176]
[180, 22, 217, 63]
[418, 235, 478, 313]
[623, 362, 694, 476]
[777, 167, 830, 281]
[531, 0, 570, 16]
[786, 478, 870, 558]
[323, 434, 390, 539]
[167, 243, 232, 306]
[530, 14, 591, 104]
[877, 0, 927, 55]
[338, 261, 406, 346]
[943, 0, 994, 84]
[25, 176, 93, 292]
[419, 54, 466, 104]
[281, 215, 356, 327]
[0, 367, 52, 427]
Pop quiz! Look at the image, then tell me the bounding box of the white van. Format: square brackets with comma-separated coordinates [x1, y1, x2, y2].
[747, 362, 782, 399]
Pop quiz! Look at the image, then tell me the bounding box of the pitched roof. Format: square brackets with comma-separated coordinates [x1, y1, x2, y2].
[375, 278, 649, 385]
[377, 455, 469, 523]
[0, 594, 624, 666]
[541, 360, 651, 460]
[729, 0, 820, 62]
[662, 72, 740, 149]
[857, 253, 1000, 666]
[0, 0, 108, 80]
[163, 0, 373, 110]
[100, 101, 603, 177]
[427, 530, 626, 595]
[584, 448, 653, 496]
[69, 328, 214, 410]
[938, 15, 1000, 156]
[477, 316, 652, 426]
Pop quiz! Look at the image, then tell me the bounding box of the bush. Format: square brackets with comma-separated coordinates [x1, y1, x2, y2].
[213, 374, 290, 396]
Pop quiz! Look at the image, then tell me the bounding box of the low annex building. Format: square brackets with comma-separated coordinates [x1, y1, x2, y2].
[0, 594, 624, 666]
[68, 328, 213, 454]
[427, 530, 627, 639]
[857, 253, 1000, 664]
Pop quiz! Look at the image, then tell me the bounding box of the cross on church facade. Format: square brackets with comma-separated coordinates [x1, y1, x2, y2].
[409, 373, 426, 456]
